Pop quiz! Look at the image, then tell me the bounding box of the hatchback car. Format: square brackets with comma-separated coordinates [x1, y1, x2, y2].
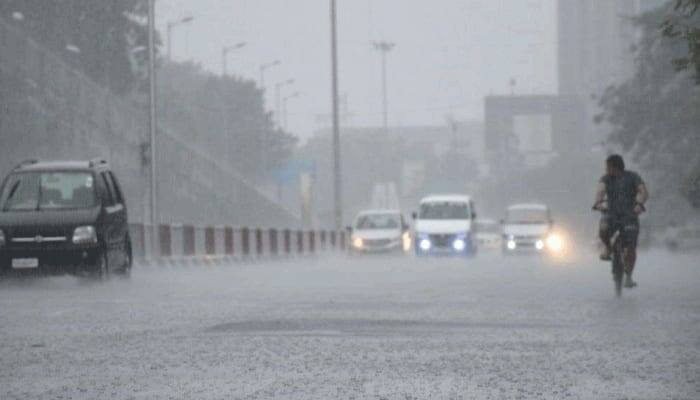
[0, 159, 132, 277]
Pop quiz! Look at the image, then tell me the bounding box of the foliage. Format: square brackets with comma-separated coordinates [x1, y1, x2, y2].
[661, 0, 700, 83]
[158, 62, 297, 179]
[0, 0, 150, 94]
[598, 6, 700, 213]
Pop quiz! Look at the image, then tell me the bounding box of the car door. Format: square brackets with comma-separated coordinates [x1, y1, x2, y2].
[98, 171, 121, 268]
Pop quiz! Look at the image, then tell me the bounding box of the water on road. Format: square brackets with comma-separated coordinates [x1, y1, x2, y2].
[1, 250, 699, 399]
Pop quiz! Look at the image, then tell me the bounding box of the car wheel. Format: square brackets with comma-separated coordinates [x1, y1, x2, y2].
[115, 238, 132, 277]
[91, 250, 109, 280]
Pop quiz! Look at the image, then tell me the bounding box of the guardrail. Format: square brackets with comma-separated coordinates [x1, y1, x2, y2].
[129, 224, 347, 265]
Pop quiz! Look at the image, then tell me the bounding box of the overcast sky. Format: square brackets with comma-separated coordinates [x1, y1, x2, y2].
[157, 0, 557, 139]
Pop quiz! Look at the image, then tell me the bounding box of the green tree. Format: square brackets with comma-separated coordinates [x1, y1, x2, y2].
[0, 0, 150, 94]
[158, 62, 297, 180]
[661, 0, 700, 83]
[598, 5, 700, 214]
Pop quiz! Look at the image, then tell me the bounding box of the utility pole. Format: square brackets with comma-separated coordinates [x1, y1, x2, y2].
[259, 60, 281, 89]
[330, 0, 343, 231]
[222, 42, 247, 76]
[275, 79, 295, 127]
[166, 16, 194, 61]
[147, 0, 158, 256]
[282, 92, 300, 130]
[372, 41, 395, 133]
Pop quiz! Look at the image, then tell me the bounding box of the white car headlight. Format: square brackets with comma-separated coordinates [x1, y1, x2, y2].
[352, 236, 364, 249]
[402, 232, 412, 252]
[452, 238, 466, 251]
[546, 233, 564, 253]
[73, 226, 97, 245]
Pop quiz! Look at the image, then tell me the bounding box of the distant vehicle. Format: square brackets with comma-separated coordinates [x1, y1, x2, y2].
[0, 159, 132, 278]
[663, 224, 700, 252]
[501, 203, 564, 255]
[413, 195, 478, 256]
[350, 210, 411, 254]
[476, 219, 502, 249]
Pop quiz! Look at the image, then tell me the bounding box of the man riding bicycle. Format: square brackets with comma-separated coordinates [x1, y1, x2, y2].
[593, 154, 649, 288]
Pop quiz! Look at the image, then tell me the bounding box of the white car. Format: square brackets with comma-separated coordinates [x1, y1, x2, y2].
[501, 204, 564, 255]
[476, 219, 502, 249]
[350, 210, 411, 254]
[413, 195, 478, 256]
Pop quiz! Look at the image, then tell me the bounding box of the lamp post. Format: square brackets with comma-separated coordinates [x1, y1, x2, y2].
[275, 79, 295, 126]
[282, 91, 300, 130]
[330, 0, 342, 231]
[147, 0, 158, 257]
[166, 16, 194, 61]
[222, 42, 247, 76]
[372, 41, 395, 133]
[259, 60, 281, 89]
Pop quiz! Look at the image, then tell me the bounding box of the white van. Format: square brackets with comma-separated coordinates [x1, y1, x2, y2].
[413, 195, 478, 256]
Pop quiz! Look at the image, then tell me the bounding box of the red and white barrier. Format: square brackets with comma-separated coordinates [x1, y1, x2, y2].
[128, 224, 348, 265]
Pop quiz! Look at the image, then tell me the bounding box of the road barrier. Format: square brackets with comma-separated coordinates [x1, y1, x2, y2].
[129, 224, 347, 265]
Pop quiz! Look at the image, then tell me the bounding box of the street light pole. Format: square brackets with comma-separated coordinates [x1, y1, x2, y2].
[147, 0, 158, 256]
[222, 42, 247, 76]
[372, 41, 395, 133]
[282, 92, 300, 130]
[259, 60, 281, 89]
[275, 79, 295, 127]
[330, 0, 342, 231]
[166, 16, 194, 61]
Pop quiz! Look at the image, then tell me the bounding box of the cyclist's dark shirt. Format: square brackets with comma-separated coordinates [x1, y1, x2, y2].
[600, 170, 644, 218]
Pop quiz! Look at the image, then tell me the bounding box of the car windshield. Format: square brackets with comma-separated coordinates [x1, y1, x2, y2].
[506, 208, 549, 224]
[419, 202, 470, 220]
[356, 214, 401, 230]
[0, 171, 96, 211]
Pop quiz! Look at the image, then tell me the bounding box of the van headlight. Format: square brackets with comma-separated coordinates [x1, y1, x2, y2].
[0, 229, 5, 247]
[73, 226, 97, 245]
[417, 233, 431, 251]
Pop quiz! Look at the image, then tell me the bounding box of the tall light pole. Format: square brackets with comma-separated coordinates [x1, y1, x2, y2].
[282, 91, 300, 130]
[275, 79, 295, 126]
[147, 0, 158, 256]
[330, 0, 342, 231]
[166, 16, 194, 61]
[372, 41, 395, 133]
[222, 42, 247, 76]
[259, 60, 281, 89]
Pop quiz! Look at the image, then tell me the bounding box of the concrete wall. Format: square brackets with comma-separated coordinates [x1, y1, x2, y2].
[0, 18, 299, 228]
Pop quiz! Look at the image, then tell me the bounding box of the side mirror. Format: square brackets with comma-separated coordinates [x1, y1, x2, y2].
[411, 212, 417, 220]
[345, 225, 353, 232]
[472, 212, 477, 220]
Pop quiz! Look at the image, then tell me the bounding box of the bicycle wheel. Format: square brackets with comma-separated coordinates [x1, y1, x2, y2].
[612, 242, 624, 298]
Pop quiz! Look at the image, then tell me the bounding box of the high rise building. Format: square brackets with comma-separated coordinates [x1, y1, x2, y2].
[557, 0, 667, 145]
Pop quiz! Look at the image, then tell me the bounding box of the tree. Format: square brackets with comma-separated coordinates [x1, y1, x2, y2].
[598, 5, 700, 214]
[0, 0, 150, 94]
[158, 62, 297, 180]
[661, 0, 700, 83]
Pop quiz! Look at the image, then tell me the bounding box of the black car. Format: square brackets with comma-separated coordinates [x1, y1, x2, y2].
[0, 159, 132, 277]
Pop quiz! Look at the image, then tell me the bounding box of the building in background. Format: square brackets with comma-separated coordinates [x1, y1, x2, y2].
[484, 95, 586, 175]
[557, 0, 668, 147]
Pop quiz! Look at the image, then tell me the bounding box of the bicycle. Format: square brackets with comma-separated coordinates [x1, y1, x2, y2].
[592, 201, 644, 298]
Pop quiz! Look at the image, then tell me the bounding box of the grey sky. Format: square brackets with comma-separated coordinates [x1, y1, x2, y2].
[157, 0, 557, 139]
